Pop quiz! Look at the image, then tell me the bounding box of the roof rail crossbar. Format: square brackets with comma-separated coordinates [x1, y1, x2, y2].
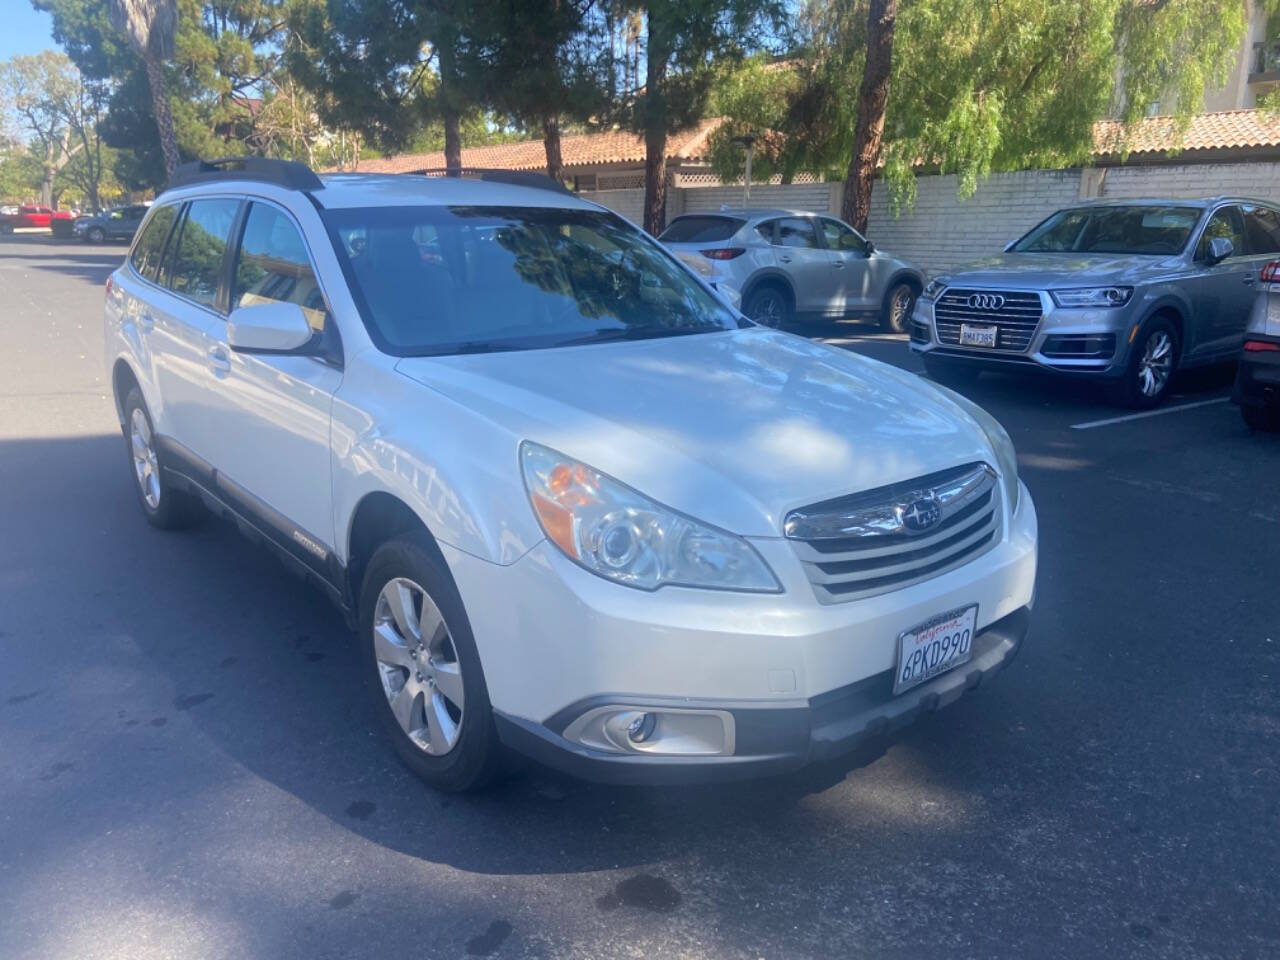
[169, 156, 324, 192]
[409, 166, 572, 195]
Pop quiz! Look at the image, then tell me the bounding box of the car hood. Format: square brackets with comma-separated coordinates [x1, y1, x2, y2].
[395, 328, 996, 537]
[939, 251, 1182, 287]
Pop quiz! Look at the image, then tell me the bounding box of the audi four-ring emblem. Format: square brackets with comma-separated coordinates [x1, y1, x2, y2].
[968, 293, 1005, 311]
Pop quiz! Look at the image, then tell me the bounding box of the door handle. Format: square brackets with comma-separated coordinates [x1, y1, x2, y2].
[207, 344, 231, 375]
[778, 255, 793, 263]
[138, 312, 155, 333]
[1243, 272, 1257, 284]
[832, 260, 845, 269]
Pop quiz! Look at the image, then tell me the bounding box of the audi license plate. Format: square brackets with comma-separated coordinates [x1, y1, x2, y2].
[893, 604, 978, 695]
[959, 323, 998, 348]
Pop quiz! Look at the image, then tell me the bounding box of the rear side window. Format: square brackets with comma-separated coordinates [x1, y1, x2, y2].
[658, 216, 744, 243]
[168, 198, 240, 309]
[776, 217, 819, 249]
[232, 203, 328, 332]
[130, 205, 178, 281]
[1243, 205, 1280, 255]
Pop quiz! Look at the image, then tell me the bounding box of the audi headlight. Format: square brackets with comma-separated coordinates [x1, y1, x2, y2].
[520, 441, 780, 592]
[928, 386, 1020, 512]
[1049, 286, 1133, 308]
[921, 278, 946, 301]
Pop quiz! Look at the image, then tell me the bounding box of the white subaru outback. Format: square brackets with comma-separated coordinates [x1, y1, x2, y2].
[105, 158, 1038, 791]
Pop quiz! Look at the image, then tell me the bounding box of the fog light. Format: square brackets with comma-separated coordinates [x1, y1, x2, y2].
[626, 712, 656, 743]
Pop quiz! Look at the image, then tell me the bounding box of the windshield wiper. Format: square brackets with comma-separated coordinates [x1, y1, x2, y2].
[552, 326, 718, 347]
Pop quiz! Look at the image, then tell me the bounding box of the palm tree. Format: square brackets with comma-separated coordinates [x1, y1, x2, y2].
[108, 0, 180, 177]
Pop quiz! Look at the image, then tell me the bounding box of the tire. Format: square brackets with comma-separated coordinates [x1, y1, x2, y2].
[923, 354, 982, 387]
[1242, 403, 1280, 432]
[0, 222, 12, 235]
[881, 281, 916, 333]
[744, 283, 793, 328]
[359, 535, 503, 793]
[87, 226, 106, 243]
[121, 387, 204, 529]
[1109, 317, 1179, 408]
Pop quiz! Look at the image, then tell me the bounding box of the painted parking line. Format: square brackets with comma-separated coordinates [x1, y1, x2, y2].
[1069, 396, 1231, 430]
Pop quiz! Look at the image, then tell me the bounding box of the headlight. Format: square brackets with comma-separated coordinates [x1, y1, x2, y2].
[928, 386, 1020, 512]
[921, 278, 946, 301]
[520, 441, 780, 593]
[1049, 286, 1133, 308]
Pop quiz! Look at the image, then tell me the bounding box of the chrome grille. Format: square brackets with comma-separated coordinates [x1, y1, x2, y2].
[934, 288, 1043, 353]
[785, 463, 1002, 604]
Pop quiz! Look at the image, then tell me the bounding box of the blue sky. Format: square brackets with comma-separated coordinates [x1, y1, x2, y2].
[1, 3, 58, 61]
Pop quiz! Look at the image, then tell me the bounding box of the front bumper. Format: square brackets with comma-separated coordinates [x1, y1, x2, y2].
[909, 293, 1136, 378]
[1233, 338, 1280, 410]
[443, 482, 1037, 784]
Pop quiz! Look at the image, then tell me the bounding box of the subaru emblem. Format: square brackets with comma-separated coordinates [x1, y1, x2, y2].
[899, 495, 943, 534]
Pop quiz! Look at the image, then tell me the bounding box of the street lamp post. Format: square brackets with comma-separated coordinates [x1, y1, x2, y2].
[731, 134, 757, 207]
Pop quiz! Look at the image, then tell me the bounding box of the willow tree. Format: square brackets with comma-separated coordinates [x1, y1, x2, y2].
[107, 0, 180, 177]
[709, 0, 1279, 232]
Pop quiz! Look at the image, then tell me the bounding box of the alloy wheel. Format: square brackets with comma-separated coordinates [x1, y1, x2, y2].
[750, 292, 784, 327]
[129, 407, 161, 509]
[1137, 330, 1174, 398]
[88, 227, 105, 243]
[372, 577, 465, 756]
[889, 286, 913, 329]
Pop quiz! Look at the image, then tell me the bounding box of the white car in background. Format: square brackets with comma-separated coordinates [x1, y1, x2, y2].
[104, 159, 1037, 791]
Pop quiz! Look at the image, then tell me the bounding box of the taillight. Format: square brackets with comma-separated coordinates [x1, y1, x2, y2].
[105, 275, 113, 298]
[1260, 260, 1280, 283]
[700, 248, 745, 260]
[1244, 339, 1280, 352]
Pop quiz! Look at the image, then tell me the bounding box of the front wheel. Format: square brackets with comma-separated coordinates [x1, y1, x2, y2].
[1110, 319, 1178, 408]
[359, 536, 503, 792]
[881, 282, 916, 333]
[87, 226, 106, 243]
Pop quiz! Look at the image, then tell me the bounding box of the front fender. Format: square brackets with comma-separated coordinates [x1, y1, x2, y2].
[330, 351, 543, 567]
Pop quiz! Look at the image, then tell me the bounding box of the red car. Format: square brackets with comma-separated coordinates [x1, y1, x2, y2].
[0, 205, 75, 233]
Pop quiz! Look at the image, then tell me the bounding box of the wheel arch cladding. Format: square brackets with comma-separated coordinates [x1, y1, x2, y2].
[112, 358, 141, 425]
[345, 491, 446, 611]
[1141, 302, 1187, 358]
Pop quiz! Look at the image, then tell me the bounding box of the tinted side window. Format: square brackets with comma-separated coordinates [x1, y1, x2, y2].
[1196, 206, 1245, 261]
[130, 205, 178, 281]
[821, 217, 866, 252]
[755, 220, 777, 243]
[658, 216, 745, 243]
[233, 203, 328, 332]
[1243, 205, 1280, 255]
[776, 217, 819, 249]
[168, 198, 240, 308]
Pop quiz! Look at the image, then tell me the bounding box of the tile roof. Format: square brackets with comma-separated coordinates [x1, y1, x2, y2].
[1093, 108, 1280, 158]
[342, 109, 1280, 178]
[349, 117, 728, 174]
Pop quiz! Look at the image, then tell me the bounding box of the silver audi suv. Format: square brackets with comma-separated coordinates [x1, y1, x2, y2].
[659, 209, 923, 332]
[910, 197, 1280, 406]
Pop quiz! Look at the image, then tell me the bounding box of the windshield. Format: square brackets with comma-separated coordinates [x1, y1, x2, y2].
[1011, 205, 1201, 256]
[322, 205, 743, 356]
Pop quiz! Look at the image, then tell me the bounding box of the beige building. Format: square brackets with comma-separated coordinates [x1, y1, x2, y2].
[1202, 0, 1277, 111]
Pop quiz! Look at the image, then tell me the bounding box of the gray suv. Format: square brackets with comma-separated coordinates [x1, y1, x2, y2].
[659, 209, 923, 332]
[910, 197, 1280, 406]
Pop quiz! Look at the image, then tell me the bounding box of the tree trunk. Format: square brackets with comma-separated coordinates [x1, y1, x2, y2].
[542, 115, 564, 184]
[143, 53, 181, 179]
[438, 39, 463, 172]
[641, 13, 668, 235]
[842, 0, 897, 233]
[41, 167, 54, 208]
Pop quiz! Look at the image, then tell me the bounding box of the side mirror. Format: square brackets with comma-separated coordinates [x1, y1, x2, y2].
[1003, 240, 1016, 252]
[864, 239, 875, 254]
[1207, 236, 1234, 264]
[227, 301, 314, 354]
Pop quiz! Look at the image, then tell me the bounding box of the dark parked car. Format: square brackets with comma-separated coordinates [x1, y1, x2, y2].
[1233, 258, 1280, 431]
[74, 204, 150, 243]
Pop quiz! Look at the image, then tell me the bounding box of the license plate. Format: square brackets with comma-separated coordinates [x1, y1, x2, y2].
[959, 323, 998, 348]
[893, 604, 978, 695]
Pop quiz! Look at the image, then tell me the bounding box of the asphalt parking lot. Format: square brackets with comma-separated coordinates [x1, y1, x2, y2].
[1, 236, 1278, 960]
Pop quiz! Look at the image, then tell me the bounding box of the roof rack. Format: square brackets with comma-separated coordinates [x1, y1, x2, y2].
[410, 167, 572, 196]
[169, 156, 325, 192]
